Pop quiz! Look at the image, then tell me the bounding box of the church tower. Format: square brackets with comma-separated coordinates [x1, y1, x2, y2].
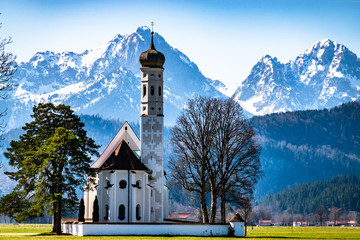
[139, 30, 165, 222]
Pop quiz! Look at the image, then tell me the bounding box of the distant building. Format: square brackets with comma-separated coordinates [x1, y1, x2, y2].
[258, 220, 273, 226]
[326, 220, 359, 226]
[293, 221, 308, 227]
[83, 30, 169, 223]
[168, 213, 197, 222]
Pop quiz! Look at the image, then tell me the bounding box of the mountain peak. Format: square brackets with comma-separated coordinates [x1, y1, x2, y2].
[304, 38, 344, 56]
[259, 55, 278, 65]
[136, 26, 151, 35]
[111, 33, 123, 43]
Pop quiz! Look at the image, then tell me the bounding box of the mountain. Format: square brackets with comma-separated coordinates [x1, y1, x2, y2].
[232, 39, 360, 115]
[0, 26, 226, 131]
[252, 101, 360, 198]
[260, 174, 360, 214]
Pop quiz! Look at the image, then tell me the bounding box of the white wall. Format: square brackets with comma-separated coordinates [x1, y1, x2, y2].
[62, 223, 235, 237]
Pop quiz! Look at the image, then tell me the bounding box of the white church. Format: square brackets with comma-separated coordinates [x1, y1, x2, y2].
[83, 30, 169, 223]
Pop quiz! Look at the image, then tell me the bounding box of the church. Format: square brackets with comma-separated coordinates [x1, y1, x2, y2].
[84, 30, 169, 223]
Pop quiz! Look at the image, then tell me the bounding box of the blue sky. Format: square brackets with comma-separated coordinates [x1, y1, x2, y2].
[1, 0, 360, 86]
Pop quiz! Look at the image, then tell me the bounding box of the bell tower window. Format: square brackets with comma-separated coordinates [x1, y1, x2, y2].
[118, 205, 125, 220]
[150, 86, 154, 96]
[136, 204, 141, 221]
[104, 204, 109, 220]
[159, 86, 161, 96]
[143, 85, 146, 97]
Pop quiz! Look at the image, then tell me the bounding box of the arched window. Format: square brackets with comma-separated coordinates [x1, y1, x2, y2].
[143, 85, 146, 97]
[136, 204, 141, 221]
[158, 86, 161, 96]
[118, 205, 125, 220]
[104, 204, 109, 220]
[150, 86, 154, 95]
[119, 180, 127, 189]
[136, 180, 142, 188]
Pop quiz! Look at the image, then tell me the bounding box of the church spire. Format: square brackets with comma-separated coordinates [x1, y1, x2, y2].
[139, 24, 165, 68]
[149, 31, 156, 50]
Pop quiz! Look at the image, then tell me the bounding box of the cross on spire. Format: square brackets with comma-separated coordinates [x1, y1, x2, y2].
[151, 21, 154, 34]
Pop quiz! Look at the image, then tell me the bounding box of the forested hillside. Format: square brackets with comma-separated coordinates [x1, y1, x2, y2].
[1, 102, 359, 203]
[252, 101, 360, 197]
[260, 174, 360, 214]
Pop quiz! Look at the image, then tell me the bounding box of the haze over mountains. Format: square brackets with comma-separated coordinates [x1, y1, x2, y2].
[2, 27, 359, 132]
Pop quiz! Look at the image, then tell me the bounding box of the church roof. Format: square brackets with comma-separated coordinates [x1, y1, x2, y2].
[91, 122, 140, 169]
[95, 140, 148, 171]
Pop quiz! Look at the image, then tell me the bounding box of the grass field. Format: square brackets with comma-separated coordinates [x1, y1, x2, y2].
[0, 224, 359, 239]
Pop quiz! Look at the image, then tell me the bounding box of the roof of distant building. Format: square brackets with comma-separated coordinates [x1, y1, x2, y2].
[230, 213, 245, 222]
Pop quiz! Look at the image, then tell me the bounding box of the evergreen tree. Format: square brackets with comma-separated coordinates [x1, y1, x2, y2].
[0, 103, 99, 234]
[78, 198, 85, 222]
[92, 196, 99, 222]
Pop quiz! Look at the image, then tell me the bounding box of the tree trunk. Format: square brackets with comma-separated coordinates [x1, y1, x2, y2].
[245, 222, 247, 236]
[200, 191, 209, 223]
[54, 198, 62, 235]
[209, 189, 218, 223]
[52, 202, 57, 232]
[220, 194, 226, 223]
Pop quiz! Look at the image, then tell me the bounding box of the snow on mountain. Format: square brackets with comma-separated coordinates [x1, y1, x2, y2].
[2, 26, 226, 130]
[232, 39, 360, 115]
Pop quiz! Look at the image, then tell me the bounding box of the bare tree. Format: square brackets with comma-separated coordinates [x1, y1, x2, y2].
[0, 16, 17, 168]
[329, 207, 340, 225]
[235, 195, 252, 236]
[315, 205, 327, 226]
[169, 96, 218, 223]
[0, 17, 17, 103]
[208, 98, 261, 223]
[170, 96, 262, 223]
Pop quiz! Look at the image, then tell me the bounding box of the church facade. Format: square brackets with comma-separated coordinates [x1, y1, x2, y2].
[84, 31, 169, 223]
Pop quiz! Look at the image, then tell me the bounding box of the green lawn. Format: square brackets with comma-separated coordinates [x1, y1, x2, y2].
[0, 224, 359, 239]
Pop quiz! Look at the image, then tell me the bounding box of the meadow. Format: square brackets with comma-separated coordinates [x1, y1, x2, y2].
[0, 224, 359, 239]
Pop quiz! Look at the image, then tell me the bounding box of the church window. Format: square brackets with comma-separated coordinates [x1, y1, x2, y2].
[158, 86, 161, 96]
[119, 180, 127, 189]
[136, 180, 142, 188]
[143, 85, 146, 97]
[158, 74, 161, 78]
[159, 107, 161, 111]
[150, 86, 154, 95]
[136, 204, 141, 221]
[104, 204, 109, 220]
[143, 106, 146, 111]
[143, 73, 146, 77]
[151, 74, 154, 77]
[118, 205, 125, 220]
[151, 107, 154, 110]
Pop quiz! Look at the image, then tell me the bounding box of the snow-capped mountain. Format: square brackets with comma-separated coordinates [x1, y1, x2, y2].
[1, 27, 225, 130]
[232, 39, 360, 115]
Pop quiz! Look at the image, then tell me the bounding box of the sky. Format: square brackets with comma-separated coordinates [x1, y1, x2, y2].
[1, 0, 360, 87]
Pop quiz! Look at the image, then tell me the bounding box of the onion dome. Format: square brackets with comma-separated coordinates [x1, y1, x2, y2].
[140, 31, 165, 68]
